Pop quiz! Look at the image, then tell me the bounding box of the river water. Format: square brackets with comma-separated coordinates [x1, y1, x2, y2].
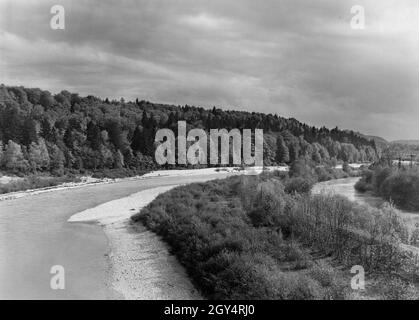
[312, 177, 385, 207]
[312, 177, 419, 231]
[0, 173, 230, 299]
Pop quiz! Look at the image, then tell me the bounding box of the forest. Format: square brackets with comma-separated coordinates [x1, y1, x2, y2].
[0, 84, 377, 177]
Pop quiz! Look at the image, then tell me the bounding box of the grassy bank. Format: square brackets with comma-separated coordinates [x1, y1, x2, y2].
[355, 166, 419, 211]
[0, 174, 82, 194]
[132, 167, 419, 300]
[0, 167, 150, 195]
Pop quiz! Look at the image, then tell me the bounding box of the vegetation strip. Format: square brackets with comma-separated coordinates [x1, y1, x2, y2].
[356, 164, 419, 212]
[132, 165, 419, 300]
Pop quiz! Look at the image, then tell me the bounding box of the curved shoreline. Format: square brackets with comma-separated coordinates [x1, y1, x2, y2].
[68, 186, 202, 300]
[0, 176, 138, 202]
[64, 167, 288, 299]
[0, 166, 289, 202]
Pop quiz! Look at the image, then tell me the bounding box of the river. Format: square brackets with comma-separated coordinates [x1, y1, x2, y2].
[2, 173, 417, 300]
[312, 177, 385, 207]
[0, 172, 232, 299]
[312, 177, 419, 231]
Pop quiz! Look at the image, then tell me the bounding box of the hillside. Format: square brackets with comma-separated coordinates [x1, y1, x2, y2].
[0, 84, 377, 176]
[392, 140, 419, 146]
[350, 131, 388, 149]
[365, 135, 389, 148]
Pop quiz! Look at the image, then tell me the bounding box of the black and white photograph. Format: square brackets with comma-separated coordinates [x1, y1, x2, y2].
[1, 0, 419, 306]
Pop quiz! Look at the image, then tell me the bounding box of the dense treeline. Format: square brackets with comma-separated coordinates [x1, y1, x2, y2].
[0, 84, 377, 176]
[355, 164, 419, 211]
[133, 166, 419, 300]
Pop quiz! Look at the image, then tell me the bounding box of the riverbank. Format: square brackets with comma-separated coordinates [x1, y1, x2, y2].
[65, 167, 290, 299]
[1, 161, 369, 203]
[65, 168, 288, 299]
[313, 177, 419, 239]
[68, 186, 203, 299]
[0, 166, 288, 202]
[355, 165, 419, 211]
[0, 176, 112, 201]
[133, 174, 419, 300]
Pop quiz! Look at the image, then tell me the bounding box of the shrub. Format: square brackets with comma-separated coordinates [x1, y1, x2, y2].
[309, 261, 337, 287]
[314, 166, 334, 182]
[382, 277, 419, 300]
[204, 251, 280, 299]
[380, 172, 419, 211]
[248, 180, 286, 227]
[289, 159, 313, 178]
[274, 273, 325, 300]
[0, 175, 80, 194]
[410, 225, 419, 246]
[342, 162, 351, 173]
[373, 167, 393, 193]
[91, 168, 148, 179]
[282, 242, 312, 270]
[356, 166, 419, 211]
[354, 178, 372, 192]
[284, 177, 314, 194]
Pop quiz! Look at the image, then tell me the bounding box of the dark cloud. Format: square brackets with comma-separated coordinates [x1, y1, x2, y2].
[1, 0, 419, 140]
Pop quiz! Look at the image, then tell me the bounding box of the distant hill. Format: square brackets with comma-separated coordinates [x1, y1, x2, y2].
[365, 135, 388, 147]
[351, 133, 388, 149]
[391, 140, 419, 146]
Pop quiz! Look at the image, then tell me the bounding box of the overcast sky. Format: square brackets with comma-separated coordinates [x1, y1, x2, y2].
[1, 0, 419, 141]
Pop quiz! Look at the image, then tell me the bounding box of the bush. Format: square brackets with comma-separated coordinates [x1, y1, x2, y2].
[354, 178, 372, 192]
[282, 242, 312, 270]
[342, 162, 351, 173]
[204, 251, 282, 299]
[274, 273, 325, 300]
[357, 166, 419, 211]
[284, 177, 314, 194]
[309, 261, 337, 287]
[410, 225, 419, 246]
[248, 180, 286, 227]
[0, 175, 79, 194]
[91, 168, 148, 179]
[289, 160, 313, 178]
[314, 166, 333, 182]
[380, 172, 419, 211]
[382, 277, 419, 300]
[373, 167, 393, 193]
